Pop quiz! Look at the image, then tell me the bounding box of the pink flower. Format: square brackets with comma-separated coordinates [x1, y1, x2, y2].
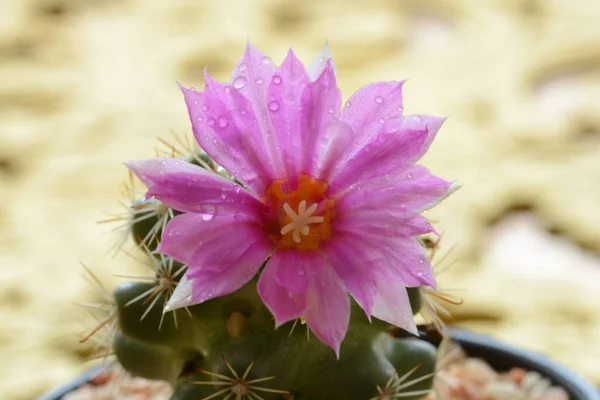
[126, 44, 456, 355]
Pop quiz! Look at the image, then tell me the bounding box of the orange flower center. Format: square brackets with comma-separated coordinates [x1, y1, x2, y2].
[264, 174, 335, 251]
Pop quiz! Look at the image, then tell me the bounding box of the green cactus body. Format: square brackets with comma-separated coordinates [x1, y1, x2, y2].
[113, 277, 435, 400]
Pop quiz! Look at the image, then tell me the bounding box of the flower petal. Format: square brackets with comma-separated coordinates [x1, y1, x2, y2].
[231, 43, 286, 181]
[180, 79, 276, 195]
[299, 61, 342, 178]
[187, 241, 270, 304]
[258, 253, 309, 327]
[267, 49, 309, 185]
[328, 127, 429, 190]
[126, 158, 268, 215]
[307, 41, 336, 81]
[328, 113, 446, 190]
[273, 250, 309, 294]
[371, 279, 417, 335]
[326, 227, 435, 289]
[323, 230, 428, 330]
[158, 213, 270, 269]
[303, 256, 350, 357]
[159, 213, 272, 305]
[336, 165, 454, 214]
[323, 236, 380, 317]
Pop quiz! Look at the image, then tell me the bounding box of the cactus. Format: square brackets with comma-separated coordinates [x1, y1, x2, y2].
[86, 43, 459, 400]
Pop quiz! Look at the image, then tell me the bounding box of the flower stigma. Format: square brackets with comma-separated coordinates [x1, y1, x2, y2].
[264, 174, 335, 251]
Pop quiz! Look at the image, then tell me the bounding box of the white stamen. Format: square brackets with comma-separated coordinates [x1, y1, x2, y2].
[280, 200, 324, 243]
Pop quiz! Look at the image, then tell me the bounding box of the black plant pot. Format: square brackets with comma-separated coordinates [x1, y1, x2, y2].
[39, 328, 599, 400]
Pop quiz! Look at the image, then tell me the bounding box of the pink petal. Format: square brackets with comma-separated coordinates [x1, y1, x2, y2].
[231, 43, 286, 180]
[317, 81, 404, 180]
[328, 127, 429, 190]
[273, 250, 309, 294]
[180, 79, 276, 196]
[188, 241, 271, 304]
[371, 278, 417, 335]
[328, 113, 446, 190]
[158, 213, 269, 267]
[326, 224, 435, 289]
[336, 165, 454, 214]
[158, 213, 272, 304]
[303, 257, 350, 357]
[323, 231, 429, 328]
[266, 49, 309, 185]
[126, 158, 268, 216]
[335, 211, 436, 238]
[307, 42, 336, 81]
[298, 61, 342, 178]
[323, 236, 380, 317]
[257, 253, 309, 326]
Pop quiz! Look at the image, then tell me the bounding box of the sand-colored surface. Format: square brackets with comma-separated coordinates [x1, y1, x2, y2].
[1, 0, 599, 398]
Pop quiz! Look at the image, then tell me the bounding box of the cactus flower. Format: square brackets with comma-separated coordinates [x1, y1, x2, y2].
[126, 44, 455, 355]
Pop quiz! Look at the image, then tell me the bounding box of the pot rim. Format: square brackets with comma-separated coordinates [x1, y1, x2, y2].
[38, 328, 599, 400]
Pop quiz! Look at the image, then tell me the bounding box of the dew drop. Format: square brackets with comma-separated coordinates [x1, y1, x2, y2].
[407, 172, 413, 179]
[262, 56, 273, 66]
[272, 75, 282, 85]
[378, 117, 385, 124]
[233, 76, 247, 89]
[202, 204, 217, 214]
[207, 118, 216, 127]
[217, 115, 229, 128]
[238, 63, 248, 72]
[327, 106, 335, 114]
[412, 115, 422, 123]
[375, 96, 384, 104]
[268, 101, 280, 111]
[345, 100, 352, 108]
[255, 78, 264, 85]
[201, 213, 214, 221]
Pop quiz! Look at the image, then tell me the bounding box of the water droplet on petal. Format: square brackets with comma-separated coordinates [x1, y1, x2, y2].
[412, 115, 422, 123]
[233, 76, 247, 89]
[217, 115, 229, 128]
[407, 172, 413, 179]
[327, 106, 335, 114]
[238, 63, 248, 72]
[345, 100, 352, 108]
[225, 86, 232, 93]
[272, 75, 282, 85]
[378, 117, 385, 124]
[255, 78, 264, 85]
[207, 118, 216, 127]
[202, 204, 217, 214]
[201, 213, 214, 221]
[375, 96, 384, 104]
[262, 56, 273, 66]
[268, 101, 280, 111]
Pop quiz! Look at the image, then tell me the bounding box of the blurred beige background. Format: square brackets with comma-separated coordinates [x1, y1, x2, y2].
[1, 0, 600, 398]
